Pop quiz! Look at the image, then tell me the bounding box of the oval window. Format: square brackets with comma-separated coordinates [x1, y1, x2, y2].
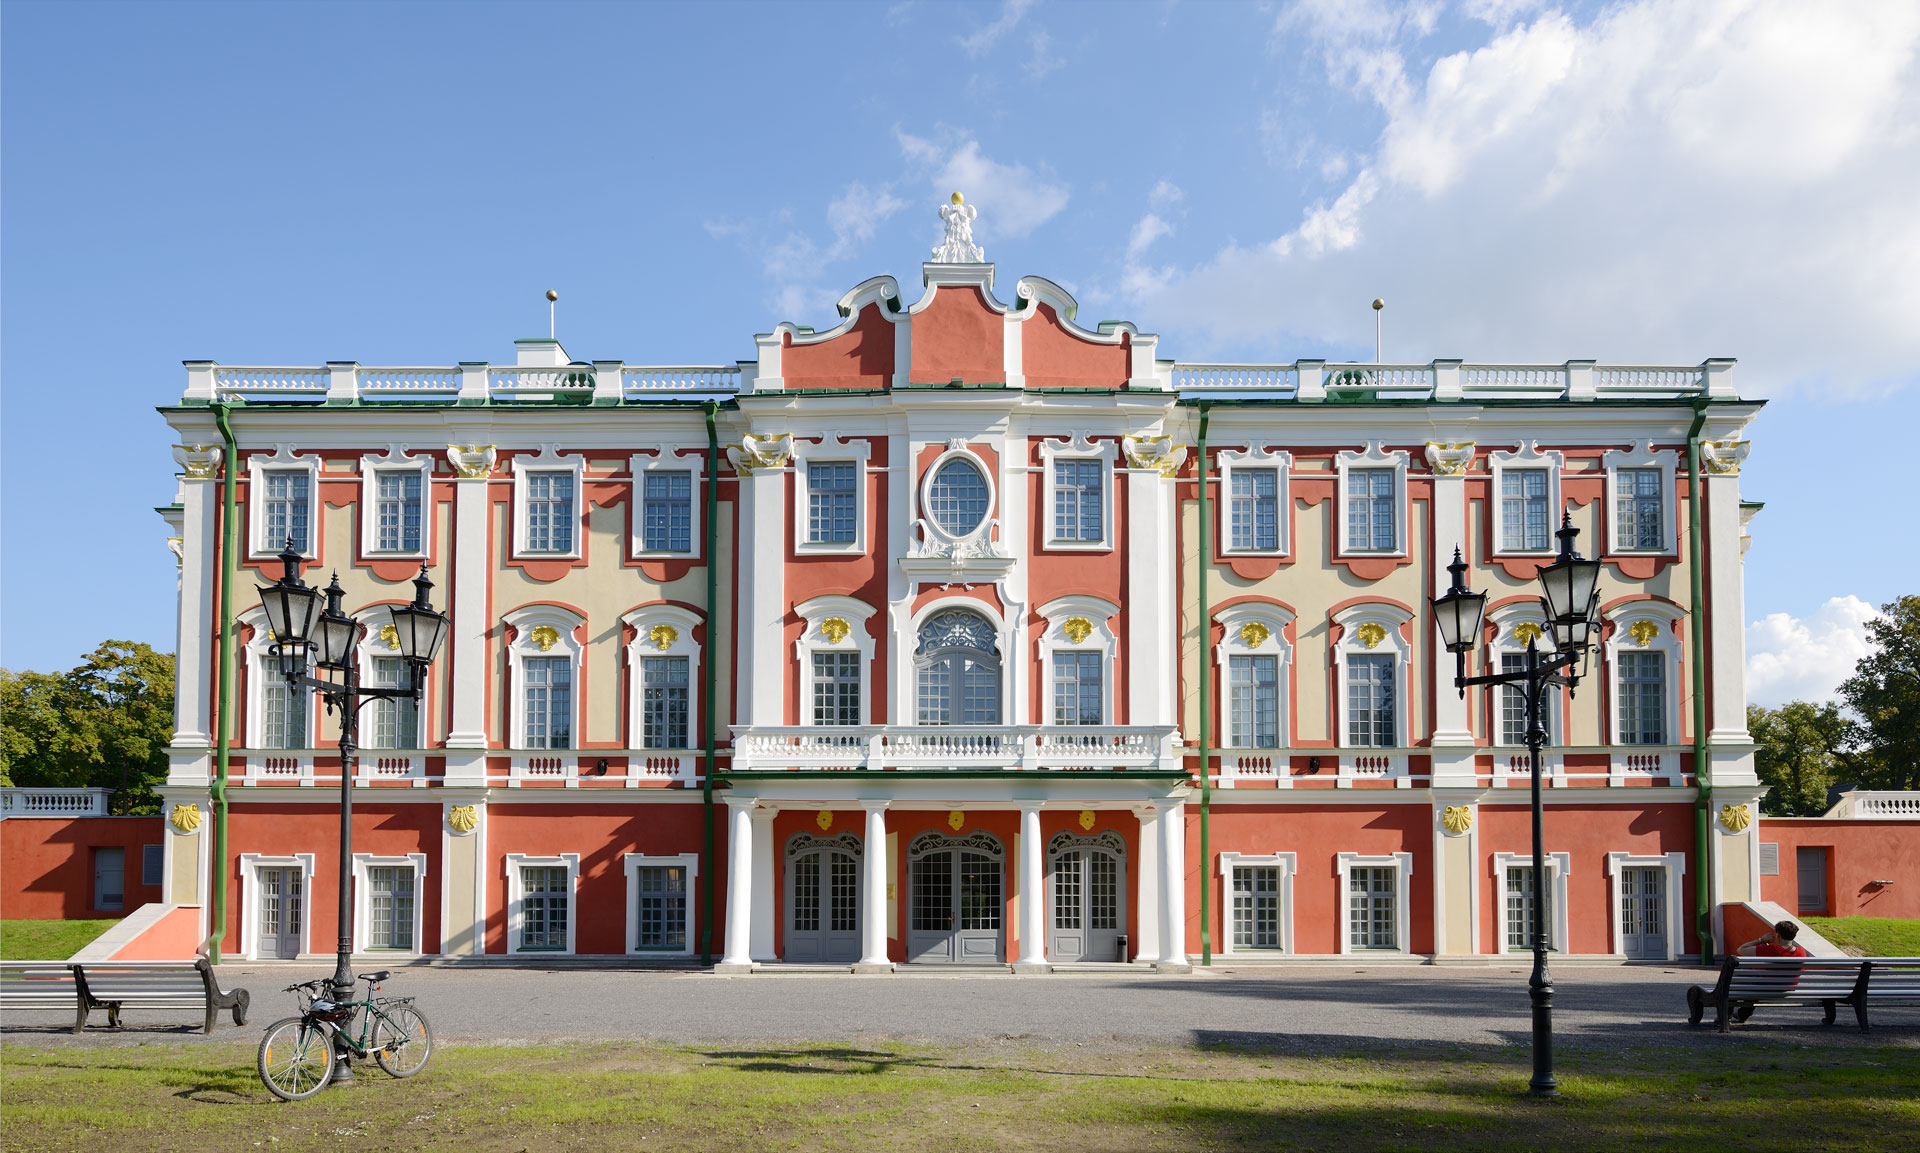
[926, 458, 990, 536]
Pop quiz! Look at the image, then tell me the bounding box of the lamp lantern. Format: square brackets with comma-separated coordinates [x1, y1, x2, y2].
[309, 573, 364, 672]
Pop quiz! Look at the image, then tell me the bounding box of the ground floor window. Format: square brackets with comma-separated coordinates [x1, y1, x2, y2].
[521, 867, 568, 950]
[636, 865, 687, 951]
[367, 866, 415, 950]
[1232, 866, 1281, 949]
[1348, 866, 1397, 950]
[1504, 865, 1551, 951]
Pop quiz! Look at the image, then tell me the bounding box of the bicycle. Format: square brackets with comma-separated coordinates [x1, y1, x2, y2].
[256, 971, 433, 1101]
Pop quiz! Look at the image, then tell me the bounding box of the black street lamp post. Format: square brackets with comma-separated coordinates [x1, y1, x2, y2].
[257, 542, 448, 1086]
[1431, 515, 1603, 1098]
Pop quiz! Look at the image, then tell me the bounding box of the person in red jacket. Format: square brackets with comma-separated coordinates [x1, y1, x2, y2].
[1738, 920, 1811, 957]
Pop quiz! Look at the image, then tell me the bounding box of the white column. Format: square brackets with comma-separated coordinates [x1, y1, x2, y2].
[172, 475, 216, 747]
[859, 803, 890, 966]
[1157, 800, 1188, 964]
[1016, 805, 1047, 967]
[720, 800, 756, 967]
[1427, 447, 1475, 769]
[1127, 465, 1177, 725]
[446, 464, 491, 767]
[749, 806, 778, 962]
[739, 458, 786, 724]
[1705, 470, 1751, 745]
[1133, 804, 1161, 962]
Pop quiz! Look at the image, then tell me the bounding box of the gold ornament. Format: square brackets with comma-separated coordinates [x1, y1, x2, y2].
[173, 445, 221, 478]
[1238, 622, 1270, 649]
[447, 805, 479, 834]
[815, 811, 834, 831]
[649, 624, 678, 650]
[726, 434, 792, 476]
[378, 624, 400, 649]
[530, 625, 560, 652]
[1628, 620, 1661, 647]
[1440, 805, 1473, 835]
[1063, 618, 1093, 644]
[169, 803, 203, 834]
[447, 445, 495, 479]
[1121, 434, 1185, 478]
[1511, 622, 1544, 646]
[951, 191, 964, 205]
[1078, 810, 1096, 832]
[1424, 442, 1475, 477]
[1700, 440, 1750, 476]
[1357, 622, 1388, 649]
[820, 618, 850, 644]
[947, 810, 965, 831]
[1719, 803, 1752, 833]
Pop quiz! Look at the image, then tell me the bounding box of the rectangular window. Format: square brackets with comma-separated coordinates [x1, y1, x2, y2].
[374, 470, 423, 553]
[807, 462, 858, 544]
[141, 844, 164, 887]
[370, 657, 417, 749]
[1348, 865, 1397, 950]
[1228, 655, 1280, 748]
[1346, 468, 1395, 551]
[1347, 654, 1396, 748]
[811, 651, 861, 726]
[263, 470, 311, 553]
[525, 470, 575, 553]
[641, 657, 689, 749]
[519, 866, 569, 951]
[262, 677, 308, 750]
[1501, 468, 1550, 551]
[634, 865, 687, 950]
[1229, 468, 1280, 551]
[1051, 651, 1102, 725]
[367, 865, 415, 950]
[1052, 460, 1104, 543]
[1616, 468, 1664, 550]
[1505, 865, 1553, 951]
[641, 470, 693, 553]
[523, 656, 572, 750]
[1232, 866, 1281, 949]
[1618, 651, 1666, 745]
[1498, 653, 1559, 747]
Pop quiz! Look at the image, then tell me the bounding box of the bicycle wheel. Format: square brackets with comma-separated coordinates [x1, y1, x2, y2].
[372, 1003, 433, 1078]
[257, 1017, 335, 1102]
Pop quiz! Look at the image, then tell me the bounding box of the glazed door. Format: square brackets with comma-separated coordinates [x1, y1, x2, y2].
[905, 834, 1005, 963]
[1619, 866, 1665, 960]
[257, 867, 303, 959]
[954, 850, 1004, 962]
[1048, 834, 1126, 962]
[786, 845, 861, 964]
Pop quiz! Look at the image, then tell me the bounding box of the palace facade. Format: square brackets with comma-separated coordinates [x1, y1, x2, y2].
[153, 200, 1767, 969]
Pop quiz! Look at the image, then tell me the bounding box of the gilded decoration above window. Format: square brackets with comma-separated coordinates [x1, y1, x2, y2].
[530, 625, 561, 652]
[378, 624, 401, 650]
[1628, 620, 1661, 647]
[820, 618, 850, 644]
[1062, 618, 1093, 644]
[1238, 622, 1271, 649]
[1356, 622, 1388, 649]
[648, 624, 678, 651]
[1510, 622, 1544, 646]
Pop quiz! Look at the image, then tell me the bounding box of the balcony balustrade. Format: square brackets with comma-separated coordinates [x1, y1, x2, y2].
[729, 725, 1180, 772]
[0, 787, 112, 818]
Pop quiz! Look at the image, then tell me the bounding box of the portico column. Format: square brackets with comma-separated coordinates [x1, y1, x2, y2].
[1156, 799, 1188, 965]
[1016, 804, 1047, 968]
[749, 806, 778, 962]
[720, 799, 756, 968]
[1132, 804, 1161, 962]
[858, 802, 890, 968]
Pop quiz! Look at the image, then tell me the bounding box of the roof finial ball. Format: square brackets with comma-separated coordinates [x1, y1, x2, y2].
[951, 191, 964, 205]
[1372, 298, 1385, 363]
[546, 289, 558, 303]
[545, 289, 558, 339]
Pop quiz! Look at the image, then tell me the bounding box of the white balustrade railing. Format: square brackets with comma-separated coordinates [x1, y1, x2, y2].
[510, 754, 577, 786]
[1217, 753, 1285, 788]
[213, 366, 330, 398]
[193, 362, 741, 403]
[1324, 364, 1435, 395]
[358, 368, 463, 395]
[1460, 365, 1566, 395]
[1595, 366, 1707, 393]
[1338, 752, 1411, 787]
[1167, 359, 1734, 401]
[1172, 363, 1299, 394]
[488, 366, 595, 397]
[0, 787, 111, 818]
[246, 754, 314, 785]
[730, 726, 1178, 771]
[629, 753, 698, 786]
[1494, 750, 1566, 787]
[357, 755, 425, 785]
[622, 365, 741, 396]
[1829, 791, 1920, 819]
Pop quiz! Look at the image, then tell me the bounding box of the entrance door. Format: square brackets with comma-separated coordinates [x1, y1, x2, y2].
[785, 833, 862, 963]
[258, 867, 304, 959]
[1620, 866, 1665, 960]
[906, 832, 1004, 963]
[93, 847, 125, 912]
[1048, 832, 1126, 962]
[1796, 847, 1829, 914]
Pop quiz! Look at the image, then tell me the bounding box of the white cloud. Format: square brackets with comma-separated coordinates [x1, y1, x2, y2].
[1129, 1, 1920, 392]
[1128, 213, 1173, 258]
[826, 181, 906, 255]
[897, 131, 1070, 239]
[1148, 180, 1184, 212]
[1025, 28, 1064, 80]
[960, 0, 1036, 56]
[1746, 595, 1881, 707]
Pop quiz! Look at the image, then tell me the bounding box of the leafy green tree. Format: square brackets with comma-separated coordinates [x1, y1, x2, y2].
[0, 642, 175, 814]
[1838, 595, 1920, 792]
[1749, 701, 1846, 815]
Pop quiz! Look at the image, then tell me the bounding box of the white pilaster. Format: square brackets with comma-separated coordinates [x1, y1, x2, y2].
[1157, 800, 1187, 964]
[446, 463, 491, 766]
[740, 462, 786, 724]
[1016, 805, 1047, 967]
[173, 476, 217, 747]
[720, 800, 756, 968]
[1133, 804, 1161, 962]
[749, 806, 778, 962]
[1428, 445, 1475, 764]
[1706, 470, 1751, 745]
[859, 802, 890, 966]
[1127, 466, 1177, 725]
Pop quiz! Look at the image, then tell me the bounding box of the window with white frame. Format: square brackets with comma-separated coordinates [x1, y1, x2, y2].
[1347, 656, 1396, 748]
[1489, 442, 1564, 555]
[1497, 653, 1560, 747]
[352, 853, 426, 954]
[506, 606, 584, 750]
[1333, 604, 1413, 750]
[266, 470, 312, 554]
[916, 608, 1002, 724]
[374, 471, 423, 552]
[1349, 865, 1398, 949]
[812, 652, 861, 725]
[625, 854, 697, 954]
[1496, 852, 1570, 952]
[359, 443, 432, 557]
[510, 446, 585, 559]
[622, 604, 703, 749]
[1336, 443, 1409, 556]
[248, 446, 321, 558]
[794, 595, 876, 729]
[792, 434, 871, 554]
[1618, 651, 1666, 744]
[641, 657, 689, 749]
[1036, 596, 1117, 731]
[247, 614, 311, 750]
[641, 471, 692, 553]
[1217, 446, 1292, 556]
[507, 853, 579, 954]
[1052, 652, 1102, 725]
[1487, 610, 1559, 747]
[926, 457, 991, 537]
[524, 657, 572, 749]
[368, 656, 417, 749]
[1603, 441, 1678, 554]
[1233, 866, 1282, 948]
[1040, 435, 1116, 550]
[1505, 865, 1551, 950]
[808, 461, 858, 543]
[1214, 602, 1294, 749]
[1604, 602, 1685, 748]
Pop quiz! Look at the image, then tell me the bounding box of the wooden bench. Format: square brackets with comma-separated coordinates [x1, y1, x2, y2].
[71, 960, 250, 1035]
[1687, 955, 1920, 1032]
[0, 962, 87, 1029]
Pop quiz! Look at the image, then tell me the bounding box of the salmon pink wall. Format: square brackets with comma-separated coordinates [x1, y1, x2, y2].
[782, 305, 894, 390]
[1758, 819, 1920, 919]
[110, 904, 205, 961]
[1020, 305, 1127, 388]
[224, 804, 442, 955]
[1, 817, 165, 920]
[1477, 802, 1695, 955]
[910, 288, 1002, 384]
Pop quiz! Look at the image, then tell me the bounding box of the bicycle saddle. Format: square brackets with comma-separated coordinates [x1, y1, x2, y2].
[359, 971, 392, 983]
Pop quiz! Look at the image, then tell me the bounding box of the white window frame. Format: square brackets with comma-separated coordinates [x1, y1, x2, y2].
[1486, 604, 1560, 748]
[623, 852, 699, 957]
[510, 445, 586, 560]
[915, 441, 999, 553]
[792, 434, 871, 555]
[357, 444, 433, 559]
[356, 629, 423, 752]
[1604, 601, 1686, 748]
[504, 604, 586, 751]
[352, 852, 428, 956]
[622, 604, 703, 750]
[1332, 603, 1415, 751]
[242, 608, 314, 754]
[1602, 440, 1679, 556]
[902, 596, 1016, 727]
[239, 852, 316, 960]
[1335, 442, 1410, 557]
[794, 595, 878, 727]
[1217, 851, 1296, 955]
[1216, 446, 1293, 556]
[1604, 850, 1688, 961]
[1488, 441, 1564, 556]
[1335, 851, 1414, 956]
[1039, 433, 1117, 552]
[1036, 595, 1120, 727]
[247, 444, 321, 559]
[1214, 602, 1296, 750]
[629, 446, 705, 559]
[1492, 851, 1571, 952]
[506, 852, 580, 954]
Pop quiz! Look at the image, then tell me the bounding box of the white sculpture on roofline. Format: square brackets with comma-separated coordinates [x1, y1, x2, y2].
[932, 192, 985, 263]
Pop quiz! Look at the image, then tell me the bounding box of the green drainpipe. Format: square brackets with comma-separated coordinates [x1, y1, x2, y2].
[700, 403, 720, 965]
[1686, 400, 1712, 964]
[1196, 403, 1212, 966]
[209, 403, 239, 964]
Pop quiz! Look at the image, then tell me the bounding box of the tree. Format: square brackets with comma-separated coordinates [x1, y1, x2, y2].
[1748, 701, 1846, 815]
[1838, 595, 1920, 792]
[0, 642, 175, 814]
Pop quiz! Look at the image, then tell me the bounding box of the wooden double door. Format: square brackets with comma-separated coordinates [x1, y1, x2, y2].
[1048, 832, 1126, 963]
[785, 834, 862, 964]
[906, 832, 1005, 963]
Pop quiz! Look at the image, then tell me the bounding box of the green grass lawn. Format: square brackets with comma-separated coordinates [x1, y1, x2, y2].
[1802, 916, 1920, 957]
[3, 1039, 1918, 1152]
[0, 919, 119, 961]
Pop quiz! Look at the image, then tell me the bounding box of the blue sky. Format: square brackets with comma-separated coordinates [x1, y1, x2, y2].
[3, 0, 1915, 705]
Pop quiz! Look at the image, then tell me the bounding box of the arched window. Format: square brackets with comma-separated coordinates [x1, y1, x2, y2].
[915, 609, 1001, 725]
